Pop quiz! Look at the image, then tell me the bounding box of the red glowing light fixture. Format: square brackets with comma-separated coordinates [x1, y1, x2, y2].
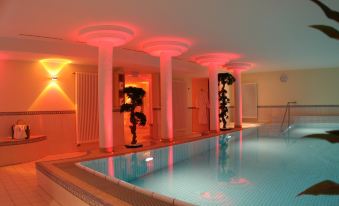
[193, 53, 241, 67]
[225, 62, 253, 71]
[79, 25, 135, 47]
[142, 38, 191, 57]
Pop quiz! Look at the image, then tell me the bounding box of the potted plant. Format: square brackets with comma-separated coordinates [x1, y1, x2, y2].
[218, 73, 236, 130]
[120, 86, 147, 148]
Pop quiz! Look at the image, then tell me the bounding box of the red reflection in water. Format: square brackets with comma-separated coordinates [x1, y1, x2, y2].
[108, 157, 114, 177]
[200, 191, 225, 201]
[230, 177, 252, 185]
[216, 136, 219, 164]
[239, 130, 243, 162]
[168, 146, 173, 175]
[146, 160, 154, 171]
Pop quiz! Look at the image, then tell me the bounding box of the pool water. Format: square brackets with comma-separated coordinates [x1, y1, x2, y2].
[80, 124, 339, 205]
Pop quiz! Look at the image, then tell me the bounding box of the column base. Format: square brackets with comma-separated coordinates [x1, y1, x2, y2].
[125, 143, 143, 148]
[234, 125, 242, 129]
[209, 130, 219, 133]
[220, 128, 232, 131]
[100, 147, 113, 153]
[160, 138, 174, 143]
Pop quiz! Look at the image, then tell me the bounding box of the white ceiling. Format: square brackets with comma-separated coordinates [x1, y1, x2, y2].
[0, 0, 338, 72]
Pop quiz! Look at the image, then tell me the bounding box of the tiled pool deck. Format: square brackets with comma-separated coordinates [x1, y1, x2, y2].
[0, 161, 62, 206]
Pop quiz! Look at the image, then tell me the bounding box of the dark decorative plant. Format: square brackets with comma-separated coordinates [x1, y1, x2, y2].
[120, 86, 147, 147]
[309, 0, 339, 40]
[218, 73, 236, 130]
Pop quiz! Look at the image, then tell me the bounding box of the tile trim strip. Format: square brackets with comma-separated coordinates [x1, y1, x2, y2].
[227, 105, 339, 108]
[257, 105, 339, 108]
[0, 110, 75, 116]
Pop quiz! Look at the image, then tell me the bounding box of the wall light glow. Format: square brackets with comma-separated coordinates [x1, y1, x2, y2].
[29, 58, 73, 110]
[40, 58, 72, 78]
[29, 80, 74, 110]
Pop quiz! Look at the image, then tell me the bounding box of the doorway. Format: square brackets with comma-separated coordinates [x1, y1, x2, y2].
[123, 73, 152, 144]
[192, 78, 210, 133]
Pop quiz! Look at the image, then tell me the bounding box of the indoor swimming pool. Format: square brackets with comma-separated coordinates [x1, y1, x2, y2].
[79, 123, 339, 205]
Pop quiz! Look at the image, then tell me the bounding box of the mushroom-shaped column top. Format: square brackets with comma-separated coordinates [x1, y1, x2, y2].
[79, 25, 134, 47]
[193, 53, 241, 67]
[225, 62, 253, 72]
[142, 39, 190, 57]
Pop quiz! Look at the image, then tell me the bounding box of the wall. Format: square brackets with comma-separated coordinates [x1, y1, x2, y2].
[0, 60, 96, 112]
[238, 68, 339, 123]
[242, 68, 339, 106]
[0, 60, 97, 159]
[0, 59, 198, 161]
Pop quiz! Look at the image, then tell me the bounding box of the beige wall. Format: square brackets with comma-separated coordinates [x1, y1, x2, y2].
[0, 60, 96, 112]
[242, 68, 339, 106]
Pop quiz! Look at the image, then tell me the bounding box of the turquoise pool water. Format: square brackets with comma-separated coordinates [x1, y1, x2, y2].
[80, 124, 339, 205]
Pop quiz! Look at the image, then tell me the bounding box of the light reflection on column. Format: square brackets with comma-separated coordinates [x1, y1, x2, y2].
[239, 130, 243, 164]
[108, 156, 114, 177]
[216, 135, 219, 167]
[168, 146, 173, 177]
[146, 152, 154, 171]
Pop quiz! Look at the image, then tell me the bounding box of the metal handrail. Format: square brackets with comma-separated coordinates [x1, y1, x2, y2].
[280, 101, 297, 131]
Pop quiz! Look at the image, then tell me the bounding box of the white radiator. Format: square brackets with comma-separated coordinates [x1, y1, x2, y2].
[75, 72, 99, 144]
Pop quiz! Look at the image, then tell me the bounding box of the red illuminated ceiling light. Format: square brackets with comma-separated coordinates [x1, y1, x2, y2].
[193, 53, 241, 67]
[225, 62, 253, 71]
[141, 38, 190, 57]
[78, 24, 134, 47]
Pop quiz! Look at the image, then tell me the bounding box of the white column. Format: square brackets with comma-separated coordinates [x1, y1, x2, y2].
[160, 53, 173, 141]
[98, 45, 113, 151]
[208, 64, 219, 132]
[233, 69, 242, 128]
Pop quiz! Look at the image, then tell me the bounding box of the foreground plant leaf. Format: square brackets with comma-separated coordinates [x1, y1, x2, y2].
[310, 0, 339, 23]
[303, 133, 339, 143]
[327, 130, 339, 135]
[310, 25, 339, 40]
[298, 180, 339, 196]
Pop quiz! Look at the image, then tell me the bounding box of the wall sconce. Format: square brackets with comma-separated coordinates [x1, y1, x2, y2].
[51, 74, 58, 81]
[40, 58, 72, 81]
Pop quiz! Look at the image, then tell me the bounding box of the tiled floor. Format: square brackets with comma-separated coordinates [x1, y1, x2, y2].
[0, 152, 89, 206]
[0, 162, 62, 206]
[0, 162, 60, 206]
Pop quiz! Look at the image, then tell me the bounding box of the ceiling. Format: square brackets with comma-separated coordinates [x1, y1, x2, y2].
[0, 0, 338, 72]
